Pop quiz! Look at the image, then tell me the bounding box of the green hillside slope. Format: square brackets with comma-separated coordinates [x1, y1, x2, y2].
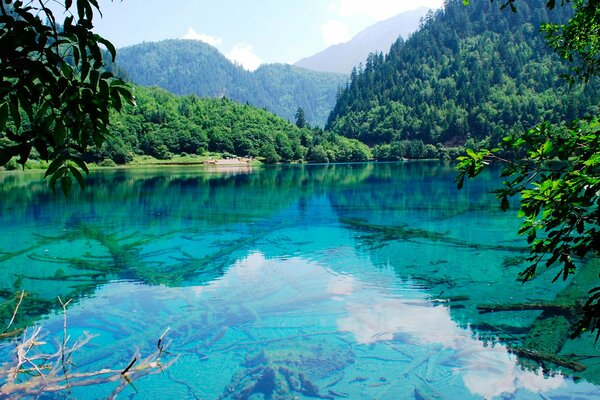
[116, 40, 347, 127]
[326, 0, 599, 153]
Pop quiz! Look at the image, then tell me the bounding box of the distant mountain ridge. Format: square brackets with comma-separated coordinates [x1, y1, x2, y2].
[294, 7, 430, 74]
[116, 39, 347, 127]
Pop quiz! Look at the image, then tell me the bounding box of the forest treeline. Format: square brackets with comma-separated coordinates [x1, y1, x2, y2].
[326, 0, 600, 160]
[4, 0, 598, 170]
[82, 85, 371, 165]
[116, 40, 347, 127]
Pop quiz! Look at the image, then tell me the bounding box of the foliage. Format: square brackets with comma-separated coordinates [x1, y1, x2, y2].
[457, 119, 600, 336]
[540, 0, 600, 83]
[327, 0, 600, 150]
[116, 40, 347, 127]
[79, 85, 365, 165]
[0, 0, 133, 194]
[457, 0, 600, 338]
[295, 107, 307, 129]
[305, 132, 371, 163]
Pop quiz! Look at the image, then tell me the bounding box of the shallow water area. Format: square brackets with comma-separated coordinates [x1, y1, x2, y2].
[0, 163, 599, 399]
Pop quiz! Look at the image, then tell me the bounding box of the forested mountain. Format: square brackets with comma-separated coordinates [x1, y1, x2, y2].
[83, 85, 370, 165]
[327, 0, 600, 157]
[116, 40, 347, 127]
[295, 7, 430, 74]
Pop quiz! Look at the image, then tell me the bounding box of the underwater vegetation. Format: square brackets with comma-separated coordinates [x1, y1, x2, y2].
[1, 163, 600, 398]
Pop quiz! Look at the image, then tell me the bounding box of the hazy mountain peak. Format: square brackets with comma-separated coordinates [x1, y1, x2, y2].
[116, 39, 347, 127]
[295, 7, 430, 74]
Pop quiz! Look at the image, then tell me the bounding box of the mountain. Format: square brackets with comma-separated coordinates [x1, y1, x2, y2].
[294, 7, 430, 74]
[326, 0, 600, 155]
[115, 40, 347, 127]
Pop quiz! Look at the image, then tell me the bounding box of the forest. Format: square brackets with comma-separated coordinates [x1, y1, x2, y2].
[116, 40, 347, 127]
[79, 85, 371, 166]
[326, 0, 600, 160]
[3, 0, 599, 169]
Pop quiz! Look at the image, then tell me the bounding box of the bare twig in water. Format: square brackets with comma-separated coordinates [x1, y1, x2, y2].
[58, 297, 73, 392]
[3, 290, 25, 334]
[0, 296, 176, 398]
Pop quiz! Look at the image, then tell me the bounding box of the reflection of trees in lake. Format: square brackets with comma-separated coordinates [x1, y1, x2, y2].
[328, 165, 600, 382]
[0, 164, 379, 330]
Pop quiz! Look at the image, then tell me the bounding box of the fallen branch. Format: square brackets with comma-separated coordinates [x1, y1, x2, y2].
[3, 291, 25, 334]
[0, 296, 176, 398]
[509, 347, 586, 372]
[477, 303, 574, 314]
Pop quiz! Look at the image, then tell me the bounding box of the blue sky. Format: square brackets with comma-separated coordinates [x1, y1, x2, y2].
[67, 0, 443, 70]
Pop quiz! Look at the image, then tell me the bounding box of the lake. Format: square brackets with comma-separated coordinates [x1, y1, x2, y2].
[0, 162, 598, 399]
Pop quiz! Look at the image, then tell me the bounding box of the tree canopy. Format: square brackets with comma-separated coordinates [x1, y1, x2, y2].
[74, 85, 372, 165]
[327, 0, 599, 153]
[0, 0, 133, 194]
[116, 41, 347, 127]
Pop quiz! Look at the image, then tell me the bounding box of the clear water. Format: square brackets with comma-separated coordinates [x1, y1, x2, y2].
[0, 162, 599, 399]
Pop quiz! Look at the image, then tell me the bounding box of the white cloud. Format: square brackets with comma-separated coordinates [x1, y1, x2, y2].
[331, 0, 444, 20]
[320, 20, 351, 46]
[182, 27, 223, 47]
[226, 43, 263, 71]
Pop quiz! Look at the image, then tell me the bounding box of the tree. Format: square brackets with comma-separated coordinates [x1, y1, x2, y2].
[0, 0, 133, 194]
[457, 0, 600, 338]
[295, 107, 306, 129]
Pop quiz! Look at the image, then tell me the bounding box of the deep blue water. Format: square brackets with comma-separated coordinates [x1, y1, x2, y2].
[0, 162, 598, 399]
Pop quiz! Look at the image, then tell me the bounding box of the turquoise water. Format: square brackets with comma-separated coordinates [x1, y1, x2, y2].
[0, 162, 599, 399]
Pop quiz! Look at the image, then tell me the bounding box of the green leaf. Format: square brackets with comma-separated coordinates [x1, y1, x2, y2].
[111, 88, 123, 111]
[68, 165, 85, 190]
[8, 95, 21, 130]
[0, 146, 18, 166]
[45, 153, 67, 178]
[76, 0, 86, 20]
[89, 69, 100, 90]
[49, 166, 67, 194]
[0, 102, 8, 131]
[500, 195, 510, 211]
[33, 137, 49, 160]
[96, 35, 116, 61]
[61, 174, 73, 196]
[17, 142, 32, 166]
[54, 124, 67, 145]
[70, 156, 90, 174]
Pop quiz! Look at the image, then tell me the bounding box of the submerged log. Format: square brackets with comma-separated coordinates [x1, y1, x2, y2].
[340, 217, 526, 253]
[510, 347, 586, 372]
[476, 303, 575, 314]
[515, 259, 599, 374]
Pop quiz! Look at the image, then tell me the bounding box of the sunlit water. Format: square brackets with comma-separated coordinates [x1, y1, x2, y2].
[0, 163, 599, 399]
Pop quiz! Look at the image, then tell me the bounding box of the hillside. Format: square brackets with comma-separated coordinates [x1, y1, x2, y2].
[84, 85, 370, 165]
[115, 40, 347, 127]
[295, 7, 429, 74]
[326, 0, 600, 155]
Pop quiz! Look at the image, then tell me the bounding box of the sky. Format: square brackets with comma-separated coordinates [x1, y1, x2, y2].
[61, 0, 443, 70]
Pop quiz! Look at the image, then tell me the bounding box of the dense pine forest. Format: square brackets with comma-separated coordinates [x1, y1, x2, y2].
[116, 40, 347, 127]
[326, 0, 600, 160]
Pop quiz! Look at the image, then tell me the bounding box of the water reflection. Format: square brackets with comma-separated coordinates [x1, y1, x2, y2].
[336, 289, 566, 399]
[1, 163, 599, 399]
[46, 249, 582, 399]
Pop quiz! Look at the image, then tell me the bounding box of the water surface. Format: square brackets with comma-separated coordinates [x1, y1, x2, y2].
[0, 163, 598, 399]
